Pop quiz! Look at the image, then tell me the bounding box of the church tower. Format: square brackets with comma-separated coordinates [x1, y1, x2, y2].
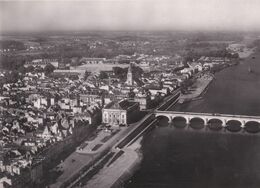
[126, 62, 133, 86]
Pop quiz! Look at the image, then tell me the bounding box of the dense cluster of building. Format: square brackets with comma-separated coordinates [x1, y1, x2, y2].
[0, 72, 102, 187]
[0, 50, 235, 187]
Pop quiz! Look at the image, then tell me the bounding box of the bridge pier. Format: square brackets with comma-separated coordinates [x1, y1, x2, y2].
[204, 118, 208, 126]
[222, 119, 227, 128]
[205, 119, 209, 131]
[186, 118, 190, 125]
[203, 118, 208, 131]
[241, 121, 246, 128]
[168, 116, 172, 126]
[223, 123, 227, 132]
[240, 121, 245, 133]
[186, 118, 191, 130]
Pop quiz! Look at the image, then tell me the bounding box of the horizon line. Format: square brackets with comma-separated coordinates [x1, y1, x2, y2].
[1, 29, 260, 35]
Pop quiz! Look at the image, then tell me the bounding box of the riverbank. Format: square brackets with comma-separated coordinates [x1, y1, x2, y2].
[237, 46, 256, 58]
[172, 43, 260, 115]
[47, 116, 150, 188]
[178, 46, 255, 104]
[47, 127, 127, 187]
[83, 137, 143, 188]
[179, 73, 214, 103]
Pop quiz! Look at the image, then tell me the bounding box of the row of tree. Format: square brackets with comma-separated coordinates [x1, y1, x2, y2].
[112, 66, 144, 80]
[0, 64, 56, 85]
[0, 40, 26, 51]
[183, 48, 239, 63]
[0, 55, 27, 70]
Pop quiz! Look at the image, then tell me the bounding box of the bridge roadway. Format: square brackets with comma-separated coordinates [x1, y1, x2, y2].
[155, 110, 260, 133]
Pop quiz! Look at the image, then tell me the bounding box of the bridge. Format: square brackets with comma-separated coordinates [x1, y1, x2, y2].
[157, 88, 181, 111]
[154, 110, 260, 133]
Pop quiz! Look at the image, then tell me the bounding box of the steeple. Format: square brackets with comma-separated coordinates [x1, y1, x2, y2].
[126, 62, 133, 86]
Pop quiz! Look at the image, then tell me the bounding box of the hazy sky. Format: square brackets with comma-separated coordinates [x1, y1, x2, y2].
[1, 0, 260, 32]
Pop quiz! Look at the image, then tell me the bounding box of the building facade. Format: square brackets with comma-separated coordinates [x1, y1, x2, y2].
[24, 59, 59, 68]
[102, 99, 139, 126]
[80, 58, 106, 64]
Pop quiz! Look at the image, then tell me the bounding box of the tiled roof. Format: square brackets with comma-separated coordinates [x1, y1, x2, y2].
[104, 100, 137, 110]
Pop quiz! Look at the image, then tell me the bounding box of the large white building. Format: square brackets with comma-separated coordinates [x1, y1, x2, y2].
[53, 69, 85, 79]
[24, 59, 59, 68]
[80, 58, 106, 64]
[102, 99, 139, 126]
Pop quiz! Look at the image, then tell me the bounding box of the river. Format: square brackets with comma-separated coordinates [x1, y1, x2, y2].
[125, 48, 260, 188]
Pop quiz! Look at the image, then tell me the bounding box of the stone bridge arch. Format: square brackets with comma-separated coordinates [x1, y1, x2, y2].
[244, 121, 260, 133]
[155, 115, 171, 126]
[190, 116, 207, 125]
[155, 114, 171, 121]
[189, 117, 206, 130]
[207, 118, 223, 131]
[225, 119, 242, 132]
[171, 116, 188, 128]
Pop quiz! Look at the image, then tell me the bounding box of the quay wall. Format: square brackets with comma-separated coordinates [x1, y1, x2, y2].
[110, 151, 143, 188]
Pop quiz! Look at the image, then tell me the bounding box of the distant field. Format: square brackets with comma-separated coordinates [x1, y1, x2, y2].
[13, 50, 47, 56]
[196, 40, 234, 44]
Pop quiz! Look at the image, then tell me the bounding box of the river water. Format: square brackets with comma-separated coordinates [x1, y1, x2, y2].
[125, 49, 260, 188]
